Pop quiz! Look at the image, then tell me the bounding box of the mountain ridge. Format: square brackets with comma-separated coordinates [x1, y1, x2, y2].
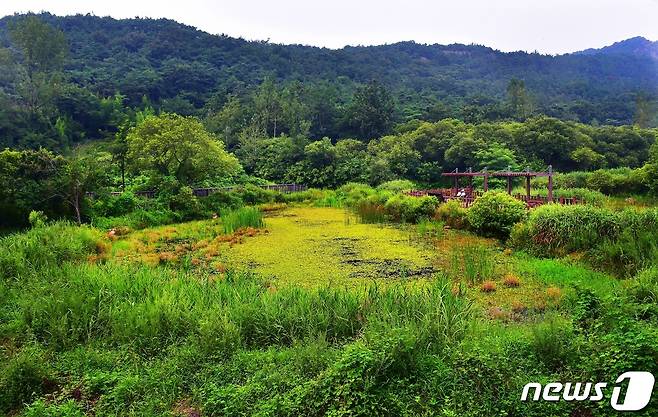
[0, 13, 656, 127]
[575, 36, 658, 60]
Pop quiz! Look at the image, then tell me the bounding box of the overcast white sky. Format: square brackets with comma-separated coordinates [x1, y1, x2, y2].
[1, 0, 657, 54]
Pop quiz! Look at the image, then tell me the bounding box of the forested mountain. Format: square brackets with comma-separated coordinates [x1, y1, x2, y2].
[576, 36, 658, 60]
[0, 13, 656, 129]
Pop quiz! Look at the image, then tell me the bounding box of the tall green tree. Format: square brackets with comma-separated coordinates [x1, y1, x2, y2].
[345, 80, 395, 140]
[253, 78, 284, 137]
[126, 113, 242, 185]
[506, 78, 532, 120]
[54, 153, 109, 224]
[9, 15, 68, 114]
[205, 95, 248, 150]
[634, 93, 655, 129]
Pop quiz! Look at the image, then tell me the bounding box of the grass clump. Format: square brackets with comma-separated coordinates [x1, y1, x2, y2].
[415, 219, 444, 239]
[480, 281, 497, 293]
[0, 345, 54, 414]
[221, 207, 264, 234]
[0, 221, 105, 279]
[503, 274, 521, 287]
[449, 244, 496, 286]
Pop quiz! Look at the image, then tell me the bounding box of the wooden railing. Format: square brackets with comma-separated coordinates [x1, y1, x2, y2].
[94, 184, 307, 199]
[405, 188, 585, 208]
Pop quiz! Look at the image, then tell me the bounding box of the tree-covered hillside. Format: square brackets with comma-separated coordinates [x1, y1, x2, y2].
[0, 13, 656, 129]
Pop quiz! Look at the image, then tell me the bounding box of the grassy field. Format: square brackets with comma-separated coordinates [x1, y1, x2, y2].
[107, 206, 618, 320]
[1, 204, 655, 416]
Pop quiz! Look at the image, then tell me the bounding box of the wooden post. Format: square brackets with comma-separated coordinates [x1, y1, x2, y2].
[483, 167, 488, 192]
[468, 167, 473, 191]
[525, 167, 531, 200]
[504, 166, 511, 194]
[453, 168, 459, 196]
[547, 165, 554, 203]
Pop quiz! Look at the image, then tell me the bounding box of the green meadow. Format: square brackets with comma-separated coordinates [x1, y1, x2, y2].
[2, 194, 656, 417]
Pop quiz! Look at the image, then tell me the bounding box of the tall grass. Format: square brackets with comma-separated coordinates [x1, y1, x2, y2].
[511, 205, 658, 275]
[415, 219, 444, 239]
[530, 315, 574, 371]
[509, 186, 608, 206]
[355, 201, 387, 224]
[449, 244, 496, 285]
[4, 263, 473, 356]
[221, 207, 264, 234]
[0, 222, 105, 280]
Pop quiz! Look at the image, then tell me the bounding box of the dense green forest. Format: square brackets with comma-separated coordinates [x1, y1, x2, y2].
[1, 14, 658, 228]
[0, 13, 657, 149]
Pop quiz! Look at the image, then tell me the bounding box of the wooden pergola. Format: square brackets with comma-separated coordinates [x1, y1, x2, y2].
[441, 166, 554, 203]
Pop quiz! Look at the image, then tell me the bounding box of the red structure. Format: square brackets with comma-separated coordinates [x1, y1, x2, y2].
[407, 166, 584, 208]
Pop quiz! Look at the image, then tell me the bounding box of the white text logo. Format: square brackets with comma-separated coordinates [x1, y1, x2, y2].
[521, 371, 654, 411]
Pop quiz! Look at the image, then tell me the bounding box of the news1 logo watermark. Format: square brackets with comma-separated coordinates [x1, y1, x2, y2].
[521, 372, 655, 411]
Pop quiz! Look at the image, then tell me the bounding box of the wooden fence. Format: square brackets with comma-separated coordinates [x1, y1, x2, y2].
[96, 184, 307, 199]
[405, 188, 585, 208]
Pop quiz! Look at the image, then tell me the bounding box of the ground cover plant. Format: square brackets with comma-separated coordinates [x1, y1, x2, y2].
[2, 193, 658, 416]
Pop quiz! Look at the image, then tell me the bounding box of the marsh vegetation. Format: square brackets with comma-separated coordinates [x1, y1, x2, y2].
[2, 183, 657, 416]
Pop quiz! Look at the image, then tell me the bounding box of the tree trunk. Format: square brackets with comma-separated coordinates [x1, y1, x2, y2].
[120, 158, 125, 190]
[74, 191, 82, 225]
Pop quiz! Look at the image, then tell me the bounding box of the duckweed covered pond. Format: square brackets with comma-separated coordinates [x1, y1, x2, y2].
[221, 207, 437, 286]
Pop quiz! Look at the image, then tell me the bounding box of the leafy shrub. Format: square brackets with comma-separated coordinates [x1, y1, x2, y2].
[313, 190, 343, 208]
[571, 287, 601, 333]
[235, 184, 283, 205]
[93, 209, 180, 230]
[467, 191, 527, 238]
[167, 186, 205, 220]
[383, 194, 439, 223]
[93, 192, 140, 217]
[202, 190, 244, 213]
[555, 168, 648, 195]
[435, 200, 469, 229]
[28, 210, 47, 228]
[585, 167, 648, 195]
[336, 183, 377, 207]
[23, 400, 85, 417]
